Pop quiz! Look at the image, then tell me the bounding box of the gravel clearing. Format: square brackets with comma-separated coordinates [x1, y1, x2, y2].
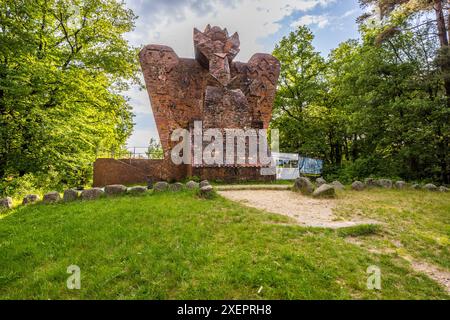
[218, 190, 378, 229]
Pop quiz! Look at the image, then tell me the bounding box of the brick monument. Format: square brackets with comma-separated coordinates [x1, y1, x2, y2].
[93, 25, 280, 186]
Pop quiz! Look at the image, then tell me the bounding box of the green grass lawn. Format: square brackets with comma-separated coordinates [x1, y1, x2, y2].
[0, 189, 449, 299]
[335, 189, 450, 270]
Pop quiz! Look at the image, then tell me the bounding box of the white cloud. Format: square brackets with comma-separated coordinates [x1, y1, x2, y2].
[127, 77, 152, 115]
[124, 0, 337, 146]
[125, 0, 336, 61]
[291, 7, 359, 30]
[343, 8, 358, 17]
[291, 14, 330, 28]
[126, 128, 159, 147]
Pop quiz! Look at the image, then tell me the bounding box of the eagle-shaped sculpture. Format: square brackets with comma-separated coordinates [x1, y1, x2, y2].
[139, 25, 280, 157]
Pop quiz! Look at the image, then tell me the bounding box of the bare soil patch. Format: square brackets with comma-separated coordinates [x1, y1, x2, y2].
[218, 190, 378, 229]
[405, 256, 450, 294]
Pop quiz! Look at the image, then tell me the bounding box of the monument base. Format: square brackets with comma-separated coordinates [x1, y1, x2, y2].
[93, 158, 275, 187]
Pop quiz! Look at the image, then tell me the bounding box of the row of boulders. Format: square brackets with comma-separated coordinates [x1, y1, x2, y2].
[0, 180, 215, 211]
[293, 176, 449, 198]
[198, 180, 214, 197]
[351, 178, 449, 192]
[293, 177, 341, 198]
[153, 180, 213, 197]
[0, 197, 13, 211]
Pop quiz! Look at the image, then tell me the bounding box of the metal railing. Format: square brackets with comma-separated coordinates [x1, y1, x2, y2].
[95, 147, 163, 160]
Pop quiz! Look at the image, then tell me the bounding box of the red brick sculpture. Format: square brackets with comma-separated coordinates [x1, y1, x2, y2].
[93, 25, 281, 186]
[140, 25, 280, 154]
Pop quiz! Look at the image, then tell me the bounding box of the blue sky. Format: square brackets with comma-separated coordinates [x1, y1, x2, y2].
[124, 0, 362, 147]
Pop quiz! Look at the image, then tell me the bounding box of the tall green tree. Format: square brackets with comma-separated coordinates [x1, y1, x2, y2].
[271, 27, 329, 160]
[359, 0, 450, 182]
[328, 25, 446, 180]
[146, 138, 163, 160]
[273, 22, 449, 183]
[272, 27, 353, 168]
[0, 0, 139, 194]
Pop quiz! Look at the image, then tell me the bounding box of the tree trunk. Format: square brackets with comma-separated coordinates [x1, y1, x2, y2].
[435, 0, 450, 106]
[435, 0, 448, 46]
[435, 0, 450, 183]
[334, 143, 342, 166]
[447, 0, 450, 44]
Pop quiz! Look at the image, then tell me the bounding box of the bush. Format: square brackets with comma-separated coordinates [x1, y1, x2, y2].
[0, 171, 62, 199]
[337, 224, 381, 237]
[184, 175, 201, 183]
[323, 157, 406, 184]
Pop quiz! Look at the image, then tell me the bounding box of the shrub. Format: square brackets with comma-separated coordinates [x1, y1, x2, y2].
[0, 171, 62, 199]
[337, 224, 381, 237]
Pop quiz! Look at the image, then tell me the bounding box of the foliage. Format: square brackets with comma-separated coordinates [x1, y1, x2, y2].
[272, 27, 328, 160]
[0, 171, 61, 200]
[337, 224, 381, 238]
[184, 175, 201, 183]
[272, 20, 449, 183]
[146, 138, 163, 159]
[0, 0, 140, 196]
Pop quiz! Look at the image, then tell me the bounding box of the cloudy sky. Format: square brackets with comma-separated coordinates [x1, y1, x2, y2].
[124, 0, 362, 147]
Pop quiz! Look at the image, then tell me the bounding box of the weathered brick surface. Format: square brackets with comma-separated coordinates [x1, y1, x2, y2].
[192, 167, 274, 183]
[93, 158, 187, 187]
[140, 26, 280, 150]
[139, 25, 280, 162]
[94, 25, 280, 186]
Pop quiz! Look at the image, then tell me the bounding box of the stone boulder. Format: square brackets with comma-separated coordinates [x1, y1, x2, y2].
[411, 184, 421, 190]
[128, 186, 148, 195]
[169, 182, 184, 192]
[316, 177, 327, 187]
[105, 184, 127, 196]
[63, 189, 79, 202]
[0, 197, 13, 211]
[81, 188, 104, 200]
[293, 177, 314, 195]
[351, 181, 365, 191]
[331, 180, 344, 190]
[199, 185, 214, 198]
[364, 178, 378, 188]
[423, 183, 438, 191]
[200, 180, 210, 188]
[395, 181, 406, 189]
[23, 194, 40, 205]
[439, 186, 449, 193]
[312, 184, 336, 198]
[154, 182, 169, 192]
[186, 181, 200, 189]
[377, 179, 393, 189]
[43, 191, 61, 203]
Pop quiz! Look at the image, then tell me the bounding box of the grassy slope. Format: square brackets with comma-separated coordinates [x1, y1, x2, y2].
[0, 190, 448, 300]
[335, 189, 450, 270]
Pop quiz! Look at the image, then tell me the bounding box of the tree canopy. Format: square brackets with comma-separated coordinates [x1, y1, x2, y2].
[272, 2, 449, 183]
[0, 0, 139, 196]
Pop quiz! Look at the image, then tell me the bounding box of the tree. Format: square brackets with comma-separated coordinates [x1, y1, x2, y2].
[146, 138, 163, 160]
[328, 27, 446, 180]
[360, 0, 450, 99]
[0, 0, 139, 195]
[272, 26, 353, 167]
[359, 0, 450, 182]
[273, 22, 449, 182]
[271, 27, 330, 161]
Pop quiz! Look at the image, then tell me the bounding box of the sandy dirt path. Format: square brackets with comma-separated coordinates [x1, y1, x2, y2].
[218, 190, 378, 229]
